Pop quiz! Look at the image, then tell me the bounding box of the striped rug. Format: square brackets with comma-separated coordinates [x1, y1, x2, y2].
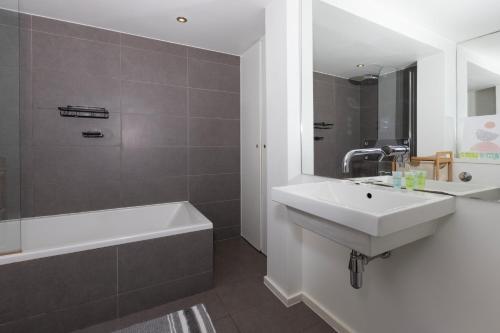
[114, 304, 216, 333]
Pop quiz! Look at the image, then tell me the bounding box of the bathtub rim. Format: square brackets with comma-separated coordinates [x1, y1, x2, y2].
[0, 201, 212, 266]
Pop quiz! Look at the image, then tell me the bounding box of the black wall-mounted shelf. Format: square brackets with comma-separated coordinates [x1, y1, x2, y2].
[58, 106, 109, 119]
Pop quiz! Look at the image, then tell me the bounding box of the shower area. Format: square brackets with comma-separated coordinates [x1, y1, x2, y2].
[313, 64, 417, 178]
[0, 1, 21, 256]
[0, 0, 245, 330]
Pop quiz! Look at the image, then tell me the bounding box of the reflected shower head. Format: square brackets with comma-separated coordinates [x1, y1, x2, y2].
[348, 74, 379, 86]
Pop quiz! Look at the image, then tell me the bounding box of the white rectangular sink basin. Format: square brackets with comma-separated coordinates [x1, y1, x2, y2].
[272, 180, 455, 256]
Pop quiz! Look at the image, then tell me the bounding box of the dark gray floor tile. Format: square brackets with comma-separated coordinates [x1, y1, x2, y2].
[118, 271, 213, 317]
[303, 320, 338, 333]
[231, 302, 322, 333]
[214, 226, 241, 241]
[32, 16, 120, 44]
[120, 33, 187, 57]
[189, 88, 240, 119]
[194, 200, 241, 229]
[121, 80, 187, 116]
[213, 316, 239, 333]
[0, 247, 117, 324]
[189, 118, 239, 147]
[33, 110, 121, 146]
[189, 147, 240, 175]
[33, 68, 121, 111]
[0, 297, 117, 333]
[188, 47, 240, 66]
[117, 230, 212, 293]
[121, 147, 187, 182]
[121, 46, 187, 86]
[188, 58, 239, 92]
[32, 31, 120, 77]
[189, 174, 240, 204]
[120, 176, 188, 207]
[122, 113, 187, 147]
[214, 238, 266, 286]
[215, 279, 278, 315]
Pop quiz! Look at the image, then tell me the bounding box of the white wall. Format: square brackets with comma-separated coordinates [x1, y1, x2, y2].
[302, 197, 500, 333]
[264, 0, 500, 332]
[264, 0, 303, 299]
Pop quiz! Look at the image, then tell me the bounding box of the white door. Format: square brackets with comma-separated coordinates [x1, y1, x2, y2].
[241, 40, 264, 250]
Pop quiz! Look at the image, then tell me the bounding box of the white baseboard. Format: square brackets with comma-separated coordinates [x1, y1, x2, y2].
[263, 276, 353, 333]
[302, 293, 355, 333]
[263, 276, 302, 307]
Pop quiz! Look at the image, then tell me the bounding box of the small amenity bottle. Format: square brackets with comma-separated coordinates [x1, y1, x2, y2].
[416, 170, 427, 190]
[405, 171, 416, 191]
[392, 171, 403, 189]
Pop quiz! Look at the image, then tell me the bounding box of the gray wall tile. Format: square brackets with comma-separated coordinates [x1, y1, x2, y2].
[34, 179, 121, 216]
[117, 230, 213, 292]
[194, 200, 240, 229]
[32, 32, 120, 76]
[120, 33, 187, 57]
[121, 80, 187, 116]
[122, 147, 187, 182]
[33, 68, 121, 111]
[189, 174, 240, 204]
[189, 89, 240, 119]
[122, 114, 187, 147]
[20, 15, 241, 239]
[189, 147, 240, 175]
[31, 16, 120, 44]
[188, 47, 240, 66]
[0, 24, 20, 68]
[120, 177, 188, 207]
[121, 47, 187, 86]
[34, 146, 120, 184]
[33, 110, 121, 146]
[188, 58, 239, 92]
[0, 247, 116, 324]
[189, 118, 239, 147]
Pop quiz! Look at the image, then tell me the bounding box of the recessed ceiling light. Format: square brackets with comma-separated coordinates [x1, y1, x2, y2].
[177, 16, 188, 23]
[356, 64, 365, 68]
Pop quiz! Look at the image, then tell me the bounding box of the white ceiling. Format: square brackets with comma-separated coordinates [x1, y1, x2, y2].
[313, 0, 440, 78]
[12, 0, 271, 55]
[335, 0, 500, 43]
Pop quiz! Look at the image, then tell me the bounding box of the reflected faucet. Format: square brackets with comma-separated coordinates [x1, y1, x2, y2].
[342, 145, 409, 175]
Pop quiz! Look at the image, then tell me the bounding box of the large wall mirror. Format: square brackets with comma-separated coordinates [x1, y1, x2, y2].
[300, 0, 500, 202]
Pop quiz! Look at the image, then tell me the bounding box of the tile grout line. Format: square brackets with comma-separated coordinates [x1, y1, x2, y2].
[187, 52, 191, 202]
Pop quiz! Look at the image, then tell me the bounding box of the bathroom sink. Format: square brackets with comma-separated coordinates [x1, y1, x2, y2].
[272, 180, 455, 256]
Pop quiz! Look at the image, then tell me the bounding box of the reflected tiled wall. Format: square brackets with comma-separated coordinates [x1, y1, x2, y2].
[313, 72, 361, 178]
[20, 15, 241, 239]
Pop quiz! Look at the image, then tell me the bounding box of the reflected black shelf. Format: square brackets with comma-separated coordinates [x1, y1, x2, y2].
[58, 106, 109, 119]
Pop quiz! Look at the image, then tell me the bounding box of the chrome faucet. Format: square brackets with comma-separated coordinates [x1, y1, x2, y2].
[342, 145, 409, 174]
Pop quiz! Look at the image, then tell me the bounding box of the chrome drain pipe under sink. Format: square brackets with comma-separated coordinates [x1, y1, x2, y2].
[348, 250, 391, 289]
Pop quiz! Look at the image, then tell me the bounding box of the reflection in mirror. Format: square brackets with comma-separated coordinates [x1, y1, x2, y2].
[454, 30, 500, 202]
[457, 32, 500, 160]
[303, 0, 439, 180]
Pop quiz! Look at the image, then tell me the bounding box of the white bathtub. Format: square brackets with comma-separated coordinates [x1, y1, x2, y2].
[0, 201, 212, 265]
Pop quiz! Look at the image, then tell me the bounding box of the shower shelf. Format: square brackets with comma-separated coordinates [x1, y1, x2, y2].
[314, 122, 333, 129]
[58, 106, 109, 119]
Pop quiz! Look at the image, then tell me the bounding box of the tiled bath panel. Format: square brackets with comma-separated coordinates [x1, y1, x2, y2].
[78, 238, 336, 333]
[19, 14, 241, 239]
[0, 230, 213, 333]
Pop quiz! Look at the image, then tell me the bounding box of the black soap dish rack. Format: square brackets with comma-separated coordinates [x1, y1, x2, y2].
[58, 105, 109, 119]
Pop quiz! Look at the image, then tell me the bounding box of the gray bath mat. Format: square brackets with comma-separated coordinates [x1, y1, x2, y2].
[114, 304, 216, 333]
